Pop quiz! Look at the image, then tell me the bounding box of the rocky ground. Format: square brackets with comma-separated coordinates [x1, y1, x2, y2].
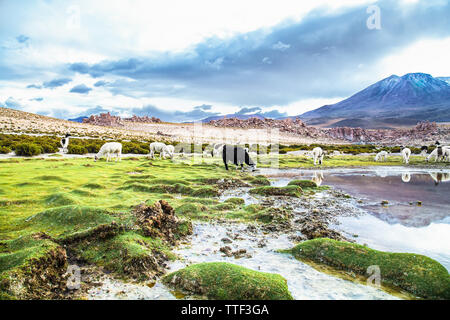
[209, 117, 450, 145]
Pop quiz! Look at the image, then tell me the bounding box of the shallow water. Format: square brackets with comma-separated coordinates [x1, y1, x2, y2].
[168, 222, 398, 300]
[89, 166, 450, 299]
[261, 166, 450, 270]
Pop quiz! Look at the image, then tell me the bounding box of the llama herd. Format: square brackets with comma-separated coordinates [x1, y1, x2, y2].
[58, 134, 449, 169]
[374, 142, 450, 165]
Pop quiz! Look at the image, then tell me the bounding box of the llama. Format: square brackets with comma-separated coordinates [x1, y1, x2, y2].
[212, 143, 225, 157]
[401, 147, 411, 164]
[312, 147, 324, 166]
[426, 146, 450, 162]
[149, 142, 172, 159]
[222, 145, 256, 171]
[165, 145, 175, 159]
[374, 151, 388, 162]
[94, 142, 122, 162]
[60, 133, 71, 153]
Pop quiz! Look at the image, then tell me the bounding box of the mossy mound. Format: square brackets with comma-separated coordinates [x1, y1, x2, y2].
[36, 175, 69, 182]
[224, 197, 245, 205]
[71, 232, 172, 280]
[128, 174, 156, 180]
[246, 175, 271, 186]
[120, 183, 219, 198]
[44, 193, 78, 207]
[249, 185, 302, 197]
[70, 189, 95, 197]
[163, 262, 293, 300]
[15, 182, 43, 187]
[0, 234, 67, 299]
[290, 238, 450, 299]
[176, 203, 208, 218]
[81, 183, 105, 189]
[26, 205, 115, 240]
[288, 179, 317, 188]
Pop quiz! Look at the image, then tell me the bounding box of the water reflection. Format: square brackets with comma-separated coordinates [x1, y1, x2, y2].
[261, 167, 450, 227]
[401, 173, 411, 183]
[429, 172, 450, 185]
[260, 167, 450, 271]
[312, 171, 324, 186]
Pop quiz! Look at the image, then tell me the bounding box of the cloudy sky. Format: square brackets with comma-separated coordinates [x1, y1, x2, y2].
[1, 0, 450, 122]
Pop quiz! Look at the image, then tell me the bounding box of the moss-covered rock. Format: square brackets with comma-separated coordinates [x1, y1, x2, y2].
[0, 234, 67, 299]
[71, 232, 172, 281]
[245, 175, 271, 186]
[25, 205, 116, 240]
[287, 179, 317, 188]
[289, 238, 450, 299]
[163, 262, 293, 300]
[254, 207, 292, 224]
[249, 185, 302, 197]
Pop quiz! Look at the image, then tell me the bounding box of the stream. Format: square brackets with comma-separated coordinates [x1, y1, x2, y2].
[88, 166, 450, 300]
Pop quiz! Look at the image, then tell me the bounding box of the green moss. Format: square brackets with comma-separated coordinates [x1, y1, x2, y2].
[72, 231, 174, 280]
[163, 262, 293, 300]
[249, 185, 302, 197]
[288, 179, 317, 188]
[70, 189, 95, 197]
[182, 197, 219, 205]
[0, 236, 59, 273]
[289, 238, 450, 300]
[245, 175, 271, 186]
[36, 175, 69, 182]
[190, 186, 219, 197]
[82, 183, 105, 189]
[176, 203, 207, 217]
[213, 203, 236, 211]
[44, 193, 78, 206]
[224, 197, 245, 205]
[120, 182, 218, 198]
[25, 206, 116, 240]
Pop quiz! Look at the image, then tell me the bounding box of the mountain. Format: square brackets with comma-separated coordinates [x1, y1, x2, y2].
[68, 116, 89, 123]
[201, 113, 266, 123]
[299, 73, 450, 128]
[437, 77, 450, 85]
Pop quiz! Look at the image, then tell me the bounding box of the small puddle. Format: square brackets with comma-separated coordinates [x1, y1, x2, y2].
[219, 187, 258, 205]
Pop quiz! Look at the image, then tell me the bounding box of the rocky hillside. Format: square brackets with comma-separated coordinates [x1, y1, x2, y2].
[82, 112, 161, 127]
[300, 73, 450, 128]
[208, 117, 449, 145]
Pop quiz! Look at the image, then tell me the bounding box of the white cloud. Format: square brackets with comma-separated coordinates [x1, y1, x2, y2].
[377, 37, 450, 78]
[272, 41, 291, 51]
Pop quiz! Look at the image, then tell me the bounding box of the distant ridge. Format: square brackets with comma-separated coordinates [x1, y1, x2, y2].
[299, 73, 450, 129]
[68, 116, 88, 123]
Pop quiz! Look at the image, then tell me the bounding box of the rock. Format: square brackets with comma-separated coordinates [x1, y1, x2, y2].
[221, 237, 232, 244]
[83, 112, 161, 127]
[219, 246, 233, 257]
[296, 217, 346, 241]
[132, 200, 192, 245]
